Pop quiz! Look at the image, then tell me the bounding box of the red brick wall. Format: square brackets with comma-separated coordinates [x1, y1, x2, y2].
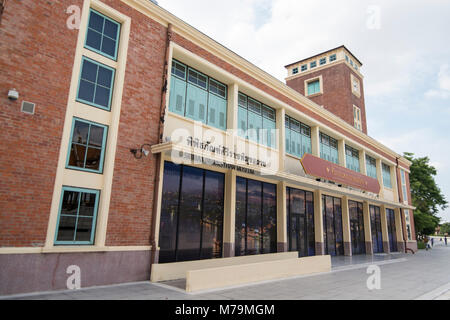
[0, 0, 81, 247]
[102, 0, 167, 246]
[286, 63, 367, 134]
[0, 0, 165, 247]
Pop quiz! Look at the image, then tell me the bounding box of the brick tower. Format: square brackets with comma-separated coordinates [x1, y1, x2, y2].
[285, 46, 367, 134]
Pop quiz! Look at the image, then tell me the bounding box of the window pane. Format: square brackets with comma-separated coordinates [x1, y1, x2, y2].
[235, 177, 247, 256]
[246, 179, 262, 255]
[94, 85, 111, 108]
[86, 29, 102, 51]
[56, 216, 77, 242]
[103, 19, 119, 39]
[97, 66, 113, 88]
[75, 217, 94, 242]
[88, 11, 104, 32]
[69, 144, 86, 168]
[88, 125, 105, 147]
[177, 166, 203, 262]
[201, 171, 224, 259]
[262, 183, 277, 254]
[60, 191, 80, 216]
[81, 59, 98, 83]
[84, 147, 101, 171]
[72, 120, 90, 144]
[158, 162, 181, 263]
[78, 80, 95, 103]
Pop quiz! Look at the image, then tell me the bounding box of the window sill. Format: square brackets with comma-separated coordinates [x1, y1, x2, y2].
[306, 92, 323, 98]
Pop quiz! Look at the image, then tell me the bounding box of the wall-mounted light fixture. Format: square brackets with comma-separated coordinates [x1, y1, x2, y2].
[130, 144, 152, 159]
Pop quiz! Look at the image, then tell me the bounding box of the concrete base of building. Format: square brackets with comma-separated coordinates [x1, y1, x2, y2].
[397, 241, 406, 253]
[383, 241, 390, 254]
[315, 242, 324, 255]
[277, 242, 287, 253]
[0, 250, 151, 296]
[223, 242, 234, 257]
[406, 240, 418, 253]
[365, 242, 373, 255]
[344, 242, 352, 256]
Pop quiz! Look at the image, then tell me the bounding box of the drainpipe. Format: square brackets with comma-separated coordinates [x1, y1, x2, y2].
[149, 23, 173, 267]
[396, 157, 408, 253]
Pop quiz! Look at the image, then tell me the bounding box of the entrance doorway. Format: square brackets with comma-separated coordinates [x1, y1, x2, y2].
[286, 187, 315, 257]
[158, 162, 225, 263]
[370, 205, 383, 253]
[386, 208, 398, 252]
[322, 195, 344, 256]
[349, 200, 365, 255]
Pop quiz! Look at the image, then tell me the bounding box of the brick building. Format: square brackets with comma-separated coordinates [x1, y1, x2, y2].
[0, 0, 416, 295]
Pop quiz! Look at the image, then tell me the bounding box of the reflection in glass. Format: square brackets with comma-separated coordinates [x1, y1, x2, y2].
[349, 201, 365, 254]
[287, 187, 315, 257]
[386, 208, 397, 252]
[370, 205, 384, 253]
[322, 195, 344, 256]
[158, 162, 224, 263]
[235, 177, 277, 256]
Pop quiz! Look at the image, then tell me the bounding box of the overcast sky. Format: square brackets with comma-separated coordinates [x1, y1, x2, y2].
[157, 0, 450, 222]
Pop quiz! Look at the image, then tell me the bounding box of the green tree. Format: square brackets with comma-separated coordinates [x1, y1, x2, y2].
[404, 152, 448, 236]
[441, 222, 450, 235]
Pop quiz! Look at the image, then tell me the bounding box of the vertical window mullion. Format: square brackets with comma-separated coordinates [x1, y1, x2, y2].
[198, 170, 206, 259]
[73, 191, 82, 242]
[83, 123, 92, 169]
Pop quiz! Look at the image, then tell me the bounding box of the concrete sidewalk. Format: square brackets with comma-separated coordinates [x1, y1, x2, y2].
[2, 246, 450, 300]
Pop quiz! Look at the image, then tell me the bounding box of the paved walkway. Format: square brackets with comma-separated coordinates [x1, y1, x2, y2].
[2, 244, 450, 300]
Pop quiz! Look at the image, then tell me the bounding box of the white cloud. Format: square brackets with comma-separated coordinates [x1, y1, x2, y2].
[425, 64, 450, 99]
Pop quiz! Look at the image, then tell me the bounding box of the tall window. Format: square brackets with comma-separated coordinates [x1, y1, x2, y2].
[285, 115, 311, 158]
[386, 208, 397, 252]
[307, 79, 320, 95]
[67, 118, 108, 173]
[235, 177, 277, 256]
[370, 205, 383, 253]
[353, 105, 362, 130]
[322, 195, 344, 256]
[168, 59, 228, 131]
[85, 9, 121, 60]
[55, 187, 100, 245]
[286, 187, 315, 257]
[349, 201, 365, 255]
[319, 132, 338, 164]
[158, 162, 224, 263]
[238, 92, 276, 148]
[345, 145, 360, 172]
[366, 155, 377, 179]
[382, 163, 392, 188]
[77, 56, 116, 111]
[401, 169, 408, 203]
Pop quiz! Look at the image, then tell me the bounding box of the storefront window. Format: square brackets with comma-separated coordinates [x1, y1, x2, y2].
[286, 187, 315, 257]
[349, 200, 365, 254]
[322, 195, 344, 256]
[158, 162, 224, 263]
[370, 205, 383, 253]
[235, 177, 277, 256]
[386, 208, 397, 252]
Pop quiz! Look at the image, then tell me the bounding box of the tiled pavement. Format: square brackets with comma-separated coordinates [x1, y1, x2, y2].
[2, 243, 450, 300]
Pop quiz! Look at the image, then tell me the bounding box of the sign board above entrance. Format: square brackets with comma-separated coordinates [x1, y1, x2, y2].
[300, 154, 381, 194]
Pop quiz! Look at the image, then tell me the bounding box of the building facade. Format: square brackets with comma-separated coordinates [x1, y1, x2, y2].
[0, 0, 416, 296]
